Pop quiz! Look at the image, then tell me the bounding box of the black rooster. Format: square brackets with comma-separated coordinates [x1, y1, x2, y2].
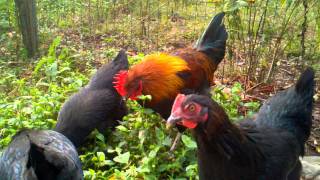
[55, 50, 128, 147]
[167, 68, 315, 180]
[0, 130, 83, 180]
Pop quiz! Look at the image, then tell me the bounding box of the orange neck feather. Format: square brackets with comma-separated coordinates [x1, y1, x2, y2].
[126, 53, 190, 103]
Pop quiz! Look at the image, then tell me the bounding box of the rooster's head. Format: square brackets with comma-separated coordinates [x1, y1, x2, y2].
[113, 70, 143, 100]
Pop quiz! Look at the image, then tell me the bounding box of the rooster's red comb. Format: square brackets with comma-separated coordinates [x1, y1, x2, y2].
[113, 70, 128, 96]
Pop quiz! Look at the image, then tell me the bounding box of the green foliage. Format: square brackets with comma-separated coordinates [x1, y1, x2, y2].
[0, 0, 15, 32]
[0, 37, 88, 149]
[128, 53, 145, 65]
[0, 36, 261, 178]
[212, 82, 260, 120]
[79, 96, 199, 179]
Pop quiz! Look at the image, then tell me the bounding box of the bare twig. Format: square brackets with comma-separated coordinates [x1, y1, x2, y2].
[170, 132, 182, 152]
[265, 1, 300, 82]
[245, 95, 266, 102]
[245, 82, 263, 93]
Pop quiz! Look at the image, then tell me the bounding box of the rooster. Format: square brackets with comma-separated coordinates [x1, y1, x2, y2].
[0, 130, 83, 180]
[167, 68, 315, 180]
[113, 12, 228, 120]
[55, 50, 128, 147]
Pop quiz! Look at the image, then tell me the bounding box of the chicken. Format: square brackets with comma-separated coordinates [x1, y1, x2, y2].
[0, 130, 83, 180]
[113, 12, 228, 120]
[55, 50, 128, 147]
[166, 68, 315, 180]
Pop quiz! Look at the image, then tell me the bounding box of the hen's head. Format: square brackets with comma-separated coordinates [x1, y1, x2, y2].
[166, 94, 212, 129]
[113, 70, 143, 100]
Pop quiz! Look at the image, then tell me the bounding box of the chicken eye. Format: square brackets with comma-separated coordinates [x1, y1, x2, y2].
[187, 103, 196, 112]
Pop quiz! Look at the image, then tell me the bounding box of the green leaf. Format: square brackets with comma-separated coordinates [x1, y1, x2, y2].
[155, 127, 164, 141]
[113, 152, 130, 164]
[138, 94, 152, 101]
[116, 125, 129, 132]
[148, 147, 160, 158]
[231, 82, 243, 94]
[46, 61, 58, 79]
[97, 152, 105, 162]
[95, 133, 105, 143]
[162, 136, 172, 146]
[48, 36, 62, 57]
[181, 134, 197, 149]
[33, 57, 49, 74]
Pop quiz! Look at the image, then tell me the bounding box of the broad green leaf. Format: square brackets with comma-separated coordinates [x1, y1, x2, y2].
[181, 134, 197, 149]
[113, 152, 130, 164]
[162, 136, 172, 146]
[97, 152, 105, 162]
[95, 133, 105, 143]
[116, 125, 129, 132]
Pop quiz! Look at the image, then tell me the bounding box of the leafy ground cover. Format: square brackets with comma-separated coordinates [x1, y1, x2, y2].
[0, 37, 261, 179]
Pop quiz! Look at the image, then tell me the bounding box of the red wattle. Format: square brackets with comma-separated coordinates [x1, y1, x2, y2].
[179, 120, 198, 129]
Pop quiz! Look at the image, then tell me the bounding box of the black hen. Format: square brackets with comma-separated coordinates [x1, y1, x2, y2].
[89, 50, 129, 91]
[254, 67, 315, 155]
[0, 130, 83, 180]
[167, 68, 315, 180]
[55, 50, 128, 147]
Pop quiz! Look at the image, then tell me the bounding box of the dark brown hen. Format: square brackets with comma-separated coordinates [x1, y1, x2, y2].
[167, 68, 315, 180]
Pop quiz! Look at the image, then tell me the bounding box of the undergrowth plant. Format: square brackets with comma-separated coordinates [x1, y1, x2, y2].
[0, 37, 260, 179]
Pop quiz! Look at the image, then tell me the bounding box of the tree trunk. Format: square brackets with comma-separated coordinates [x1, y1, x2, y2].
[14, 0, 38, 58]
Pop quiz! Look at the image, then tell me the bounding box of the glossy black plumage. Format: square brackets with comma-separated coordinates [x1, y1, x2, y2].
[254, 67, 315, 155]
[0, 130, 83, 180]
[169, 68, 315, 180]
[194, 12, 228, 65]
[89, 50, 129, 91]
[55, 50, 128, 147]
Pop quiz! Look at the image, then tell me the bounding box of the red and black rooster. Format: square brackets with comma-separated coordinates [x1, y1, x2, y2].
[167, 68, 315, 180]
[113, 12, 228, 120]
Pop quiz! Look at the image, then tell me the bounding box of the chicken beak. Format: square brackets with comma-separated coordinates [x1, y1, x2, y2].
[122, 94, 130, 101]
[166, 114, 182, 130]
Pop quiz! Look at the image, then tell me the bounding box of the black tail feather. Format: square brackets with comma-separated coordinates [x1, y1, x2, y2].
[294, 67, 315, 155]
[114, 49, 129, 66]
[194, 12, 228, 64]
[295, 67, 315, 98]
[255, 67, 315, 155]
[89, 50, 128, 90]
